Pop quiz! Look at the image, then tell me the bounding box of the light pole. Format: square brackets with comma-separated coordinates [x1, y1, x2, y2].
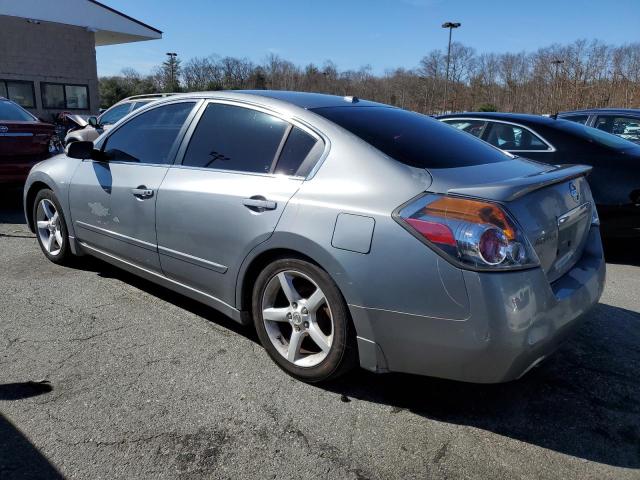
[551, 59, 564, 113]
[166, 52, 177, 90]
[442, 21, 461, 113]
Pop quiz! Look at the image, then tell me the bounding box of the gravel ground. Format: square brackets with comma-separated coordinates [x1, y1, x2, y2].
[1, 189, 638, 480]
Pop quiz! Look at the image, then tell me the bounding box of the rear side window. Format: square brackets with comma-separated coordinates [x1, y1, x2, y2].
[0, 100, 36, 121]
[312, 106, 510, 168]
[485, 123, 550, 151]
[182, 103, 288, 173]
[275, 127, 318, 176]
[562, 114, 589, 125]
[442, 119, 487, 138]
[103, 102, 195, 164]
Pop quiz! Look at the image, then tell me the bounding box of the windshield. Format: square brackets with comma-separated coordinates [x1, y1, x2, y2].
[312, 106, 511, 168]
[0, 100, 37, 121]
[558, 119, 640, 151]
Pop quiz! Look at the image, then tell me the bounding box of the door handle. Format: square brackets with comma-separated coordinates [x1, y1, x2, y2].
[243, 196, 277, 212]
[131, 186, 154, 199]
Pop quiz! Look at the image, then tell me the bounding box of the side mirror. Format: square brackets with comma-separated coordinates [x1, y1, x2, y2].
[88, 116, 99, 128]
[66, 141, 100, 160]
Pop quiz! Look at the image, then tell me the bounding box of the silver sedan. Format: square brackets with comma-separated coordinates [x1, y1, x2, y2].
[24, 91, 605, 383]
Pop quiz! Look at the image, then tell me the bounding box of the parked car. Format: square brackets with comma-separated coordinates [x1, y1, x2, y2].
[558, 108, 640, 144]
[64, 93, 174, 145]
[438, 112, 640, 237]
[24, 91, 604, 383]
[0, 96, 55, 185]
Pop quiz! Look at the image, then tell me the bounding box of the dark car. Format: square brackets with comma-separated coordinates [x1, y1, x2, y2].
[437, 112, 640, 237]
[558, 108, 640, 144]
[0, 97, 55, 185]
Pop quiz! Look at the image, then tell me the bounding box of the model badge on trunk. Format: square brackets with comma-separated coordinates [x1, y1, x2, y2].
[569, 182, 580, 202]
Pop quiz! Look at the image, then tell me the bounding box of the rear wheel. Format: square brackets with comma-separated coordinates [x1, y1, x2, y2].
[252, 258, 357, 382]
[33, 189, 73, 265]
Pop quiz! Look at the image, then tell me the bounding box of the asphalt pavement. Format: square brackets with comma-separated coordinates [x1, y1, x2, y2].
[1, 188, 638, 479]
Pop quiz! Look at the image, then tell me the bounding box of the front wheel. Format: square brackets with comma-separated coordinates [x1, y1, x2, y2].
[33, 189, 74, 265]
[252, 258, 357, 383]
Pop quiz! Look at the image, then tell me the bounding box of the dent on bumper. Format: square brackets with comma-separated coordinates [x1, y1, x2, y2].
[350, 228, 605, 383]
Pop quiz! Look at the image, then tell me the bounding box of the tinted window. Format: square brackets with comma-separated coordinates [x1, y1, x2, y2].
[557, 120, 640, 151]
[443, 119, 487, 138]
[103, 102, 195, 164]
[595, 116, 640, 143]
[275, 127, 318, 176]
[0, 100, 36, 121]
[99, 103, 132, 125]
[312, 107, 510, 169]
[183, 103, 288, 173]
[486, 123, 549, 151]
[562, 114, 589, 125]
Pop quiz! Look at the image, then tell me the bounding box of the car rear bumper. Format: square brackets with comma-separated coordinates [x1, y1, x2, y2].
[350, 227, 605, 383]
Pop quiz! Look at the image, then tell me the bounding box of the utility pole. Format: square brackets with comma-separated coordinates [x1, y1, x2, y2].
[442, 21, 461, 114]
[166, 52, 178, 91]
[551, 59, 564, 113]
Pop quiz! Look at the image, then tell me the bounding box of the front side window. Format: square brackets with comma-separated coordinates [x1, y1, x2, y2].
[560, 120, 640, 151]
[102, 102, 195, 164]
[0, 99, 37, 121]
[41, 83, 89, 110]
[98, 103, 132, 126]
[313, 106, 511, 169]
[595, 116, 640, 143]
[182, 103, 289, 173]
[1, 80, 35, 108]
[442, 119, 487, 138]
[485, 123, 549, 151]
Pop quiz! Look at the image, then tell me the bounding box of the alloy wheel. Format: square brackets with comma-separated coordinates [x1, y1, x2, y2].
[36, 199, 64, 256]
[261, 270, 334, 367]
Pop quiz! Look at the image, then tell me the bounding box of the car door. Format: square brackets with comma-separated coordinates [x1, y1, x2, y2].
[482, 121, 556, 162]
[155, 101, 324, 305]
[68, 100, 198, 272]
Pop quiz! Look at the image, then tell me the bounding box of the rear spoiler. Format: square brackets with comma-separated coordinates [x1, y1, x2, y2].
[447, 164, 592, 202]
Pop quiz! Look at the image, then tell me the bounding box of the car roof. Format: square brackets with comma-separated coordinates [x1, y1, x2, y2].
[231, 90, 386, 109]
[559, 108, 640, 116]
[437, 112, 562, 126]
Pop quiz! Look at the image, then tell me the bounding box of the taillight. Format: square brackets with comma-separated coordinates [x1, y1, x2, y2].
[395, 194, 538, 270]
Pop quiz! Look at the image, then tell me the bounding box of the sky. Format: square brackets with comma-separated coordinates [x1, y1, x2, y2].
[96, 0, 640, 77]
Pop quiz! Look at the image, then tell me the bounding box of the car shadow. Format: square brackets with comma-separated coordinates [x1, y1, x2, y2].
[80, 258, 640, 468]
[0, 382, 64, 478]
[0, 187, 26, 225]
[324, 302, 640, 469]
[603, 237, 640, 267]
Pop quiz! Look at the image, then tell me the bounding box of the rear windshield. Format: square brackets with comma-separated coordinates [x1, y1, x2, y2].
[558, 119, 640, 151]
[0, 100, 36, 121]
[311, 106, 511, 168]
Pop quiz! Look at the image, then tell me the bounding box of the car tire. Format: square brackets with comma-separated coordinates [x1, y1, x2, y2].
[32, 189, 74, 265]
[252, 257, 358, 383]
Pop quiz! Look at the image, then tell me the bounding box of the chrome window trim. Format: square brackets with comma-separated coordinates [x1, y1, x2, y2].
[441, 117, 557, 153]
[173, 97, 330, 180]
